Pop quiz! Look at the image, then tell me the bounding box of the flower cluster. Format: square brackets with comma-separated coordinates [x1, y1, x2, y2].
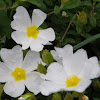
[0, 6, 100, 98]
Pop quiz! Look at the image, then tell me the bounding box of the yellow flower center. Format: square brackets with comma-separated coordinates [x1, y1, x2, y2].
[66, 75, 81, 88]
[12, 68, 26, 81]
[27, 26, 39, 39]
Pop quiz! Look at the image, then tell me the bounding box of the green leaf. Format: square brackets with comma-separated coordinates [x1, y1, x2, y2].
[0, 83, 4, 100]
[27, 0, 47, 10]
[54, 5, 61, 15]
[62, 0, 81, 10]
[42, 49, 54, 66]
[52, 93, 62, 100]
[27, 0, 41, 7]
[37, 64, 47, 74]
[0, 0, 7, 15]
[89, 16, 96, 27]
[21, 93, 36, 100]
[5, 0, 12, 6]
[74, 21, 83, 33]
[81, 0, 92, 6]
[0, 14, 12, 38]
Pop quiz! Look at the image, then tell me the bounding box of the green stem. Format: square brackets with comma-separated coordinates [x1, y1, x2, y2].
[73, 34, 100, 51]
[60, 14, 77, 44]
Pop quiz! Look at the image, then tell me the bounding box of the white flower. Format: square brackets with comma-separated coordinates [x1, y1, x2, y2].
[51, 44, 73, 64]
[0, 45, 45, 97]
[41, 45, 100, 96]
[11, 6, 55, 52]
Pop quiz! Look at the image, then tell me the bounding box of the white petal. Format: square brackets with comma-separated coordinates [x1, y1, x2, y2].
[79, 57, 100, 79]
[74, 79, 91, 93]
[51, 50, 62, 64]
[38, 28, 55, 42]
[30, 38, 44, 52]
[55, 44, 73, 58]
[63, 49, 88, 76]
[41, 81, 65, 96]
[46, 62, 67, 82]
[22, 50, 44, 72]
[51, 44, 73, 64]
[11, 6, 31, 32]
[32, 9, 47, 27]
[0, 45, 23, 71]
[4, 80, 25, 97]
[25, 72, 44, 95]
[0, 62, 12, 82]
[11, 31, 31, 50]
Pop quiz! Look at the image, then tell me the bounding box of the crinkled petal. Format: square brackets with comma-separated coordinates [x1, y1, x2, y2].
[11, 31, 31, 50]
[41, 81, 65, 96]
[30, 38, 46, 52]
[38, 28, 55, 42]
[51, 44, 73, 64]
[51, 50, 62, 64]
[11, 6, 31, 32]
[25, 72, 44, 95]
[0, 45, 23, 71]
[22, 50, 45, 72]
[4, 80, 25, 97]
[55, 44, 73, 58]
[32, 9, 47, 27]
[79, 57, 100, 79]
[63, 49, 88, 76]
[0, 62, 12, 82]
[46, 62, 67, 82]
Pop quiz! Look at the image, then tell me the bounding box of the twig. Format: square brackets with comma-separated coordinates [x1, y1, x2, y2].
[60, 15, 76, 44]
[89, 2, 96, 16]
[0, 6, 12, 10]
[47, 11, 54, 16]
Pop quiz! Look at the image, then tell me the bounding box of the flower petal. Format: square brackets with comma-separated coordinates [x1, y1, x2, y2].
[32, 9, 47, 27]
[63, 49, 88, 76]
[25, 72, 44, 95]
[79, 57, 100, 79]
[30, 38, 45, 52]
[22, 50, 45, 72]
[38, 28, 55, 42]
[41, 81, 65, 96]
[73, 79, 91, 93]
[11, 6, 31, 32]
[46, 62, 67, 82]
[51, 50, 62, 64]
[0, 45, 23, 71]
[0, 62, 12, 82]
[11, 31, 31, 50]
[51, 44, 73, 64]
[4, 80, 25, 97]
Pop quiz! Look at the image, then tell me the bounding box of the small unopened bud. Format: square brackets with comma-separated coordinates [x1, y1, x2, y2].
[62, 11, 68, 17]
[77, 11, 87, 25]
[82, 95, 89, 100]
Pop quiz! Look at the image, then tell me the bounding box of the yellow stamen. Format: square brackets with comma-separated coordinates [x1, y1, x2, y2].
[12, 68, 26, 81]
[66, 75, 81, 88]
[27, 26, 39, 39]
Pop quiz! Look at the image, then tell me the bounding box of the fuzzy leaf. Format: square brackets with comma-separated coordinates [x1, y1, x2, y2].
[42, 49, 54, 66]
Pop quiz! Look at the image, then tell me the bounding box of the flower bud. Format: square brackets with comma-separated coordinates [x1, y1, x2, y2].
[77, 11, 87, 25]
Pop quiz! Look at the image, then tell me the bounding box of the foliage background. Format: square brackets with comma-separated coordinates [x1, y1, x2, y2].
[0, 0, 100, 100]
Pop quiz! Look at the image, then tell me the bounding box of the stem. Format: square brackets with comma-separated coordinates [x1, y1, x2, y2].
[0, 6, 12, 10]
[89, 2, 96, 16]
[47, 11, 54, 16]
[73, 34, 100, 51]
[60, 15, 76, 43]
